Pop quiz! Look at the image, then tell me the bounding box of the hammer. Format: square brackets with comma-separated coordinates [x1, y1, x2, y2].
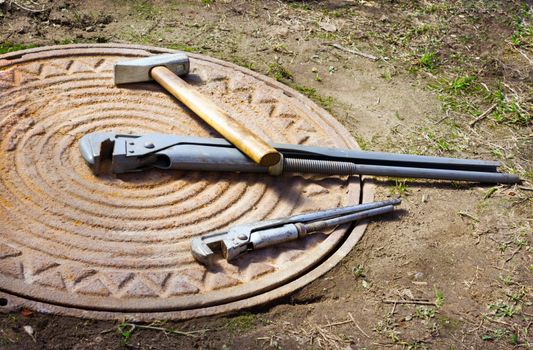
[114, 53, 281, 167]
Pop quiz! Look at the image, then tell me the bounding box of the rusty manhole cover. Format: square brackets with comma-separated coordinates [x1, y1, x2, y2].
[0, 44, 371, 320]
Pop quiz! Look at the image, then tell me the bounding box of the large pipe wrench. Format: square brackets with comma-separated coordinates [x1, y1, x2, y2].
[190, 199, 401, 264]
[79, 132, 520, 184]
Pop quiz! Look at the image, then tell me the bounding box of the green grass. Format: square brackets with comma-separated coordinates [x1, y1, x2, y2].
[117, 322, 135, 342]
[128, 0, 160, 20]
[0, 42, 37, 54]
[488, 301, 518, 318]
[434, 288, 445, 308]
[226, 314, 255, 333]
[353, 134, 369, 150]
[166, 43, 196, 52]
[499, 275, 514, 286]
[268, 62, 293, 82]
[423, 3, 452, 14]
[508, 287, 527, 303]
[292, 84, 334, 112]
[380, 68, 395, 81]
[228, 55, 256, 71]
[390, 179, 408, 196]
[481, 328, 508, 341]
[288, 2, 311, 10]
[432, 135, 450, 151]
[429, 75, 529, 127]
[491, 81, 530, 125]
[419, 51, 439, 71]
[450, 75, 476, 92]
[481, 328, 521, 346]
[352, 264, 366, 279]
[415, 306, 436, 320]
[510, 5, 533, 48]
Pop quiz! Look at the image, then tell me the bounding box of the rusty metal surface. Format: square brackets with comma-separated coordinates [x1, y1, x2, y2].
[0, 44, 367, 319]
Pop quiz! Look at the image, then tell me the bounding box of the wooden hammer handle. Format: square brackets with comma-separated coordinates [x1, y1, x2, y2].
[151, 66, 281, 167]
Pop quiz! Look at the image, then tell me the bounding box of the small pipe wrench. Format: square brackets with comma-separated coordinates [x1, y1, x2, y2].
[190, 199, 401, 264]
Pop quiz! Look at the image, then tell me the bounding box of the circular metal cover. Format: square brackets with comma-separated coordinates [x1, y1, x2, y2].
[0, 44, 369, 319]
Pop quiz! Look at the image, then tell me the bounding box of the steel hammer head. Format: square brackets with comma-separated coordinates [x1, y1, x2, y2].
[114, 52, 190, 85]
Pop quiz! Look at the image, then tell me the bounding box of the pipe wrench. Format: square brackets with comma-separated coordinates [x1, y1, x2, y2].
[79, 132, 520, 184]
[190, 199, 401, 264]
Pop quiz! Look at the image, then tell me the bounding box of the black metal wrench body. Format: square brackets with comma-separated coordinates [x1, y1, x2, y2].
[79, 132, 520, 184]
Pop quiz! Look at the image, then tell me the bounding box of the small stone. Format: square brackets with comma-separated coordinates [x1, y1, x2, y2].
[23, 325, 34, 336]
[414, 272, 424, 280]
[23, 325, 35, 341]
[85, 26, 95, 32]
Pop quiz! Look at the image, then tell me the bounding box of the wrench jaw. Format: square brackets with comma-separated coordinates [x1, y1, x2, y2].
[79, 133, 118, 174]
[190, 237, 216, 265]
[189, 225, 254, 265]
[190, 231, 231, 265]
[79, 132, 158, 174]
[221, 230, 252, 262]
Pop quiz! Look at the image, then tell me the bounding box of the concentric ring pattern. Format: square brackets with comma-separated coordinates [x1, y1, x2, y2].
[0, 45, 360, 314]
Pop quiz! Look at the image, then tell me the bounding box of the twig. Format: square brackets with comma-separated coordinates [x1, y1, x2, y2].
[383, 300, 436, 306]
[390, 301, 397, 316]
[119, 323, 209, 338]
[434, 114, 449, 124]
[469, 103, 497, 127]
[330, 43, 379, 61]
[504, 247, 521, 263]
[485, 317, 512, 327]
[348, 312, 371, 338]
[458, 211, 480, 222]
[321, 319, 353, 327]
[514, 47, 533, 64]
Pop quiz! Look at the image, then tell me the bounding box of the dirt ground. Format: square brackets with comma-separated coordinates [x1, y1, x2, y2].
[0, 0, 532, 349]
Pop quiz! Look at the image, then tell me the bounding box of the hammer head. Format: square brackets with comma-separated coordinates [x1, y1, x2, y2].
[114, 52, 190, 85]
